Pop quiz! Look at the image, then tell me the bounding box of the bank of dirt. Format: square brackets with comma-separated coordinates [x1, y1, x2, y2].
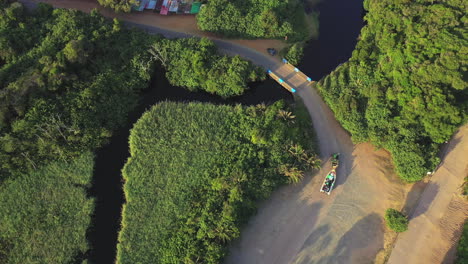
[388, 125, 468, 264]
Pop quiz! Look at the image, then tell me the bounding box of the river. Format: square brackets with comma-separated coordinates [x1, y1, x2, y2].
[87, 0, 364, 263]
[87, 71, 292, 264]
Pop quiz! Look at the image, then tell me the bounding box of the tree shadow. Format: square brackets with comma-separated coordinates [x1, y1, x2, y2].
[401, 179, 429, 215]
[307, 213, 383, 264]
[292, 222, 332, 264]
[330, 213, 383, 263]
[434, 133, 463, 173]
[295, 214, 384, 264]
[373, 152, 402, 185]
[408, 182, 440, 220]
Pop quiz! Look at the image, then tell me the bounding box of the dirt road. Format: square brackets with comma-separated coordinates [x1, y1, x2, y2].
[388, 125, 468, 264]
[18, 1, 467, 263]
[226, 81, 412, 264]
[21, 0, 287, 57]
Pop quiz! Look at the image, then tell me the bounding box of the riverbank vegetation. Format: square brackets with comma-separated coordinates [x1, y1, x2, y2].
[281, 42, 305, 65]
[0, 2, 270, 262]
[456, 220, 468, 264]
[0, 4, 154, 179]
[0, 153, 95, 264]
[316, 0, 467, 181]
[384, 208, 408, 233]
[0, 2, 263, 180]
[197, 0, 310, 41]
[117, 101, 319, 263]
[149, 37, 265, 98]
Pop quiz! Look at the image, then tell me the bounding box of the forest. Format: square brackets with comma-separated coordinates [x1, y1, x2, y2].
[150, 37, 264, 98]
[0, 3, 153, 179]
[97, 0, 311, 41]
[197, 0, 309, 41]
[316, 0, 467, 181]
[117, 101, 318, 264]
[0, 2, 262, 181]
[0, 2, 272, 263]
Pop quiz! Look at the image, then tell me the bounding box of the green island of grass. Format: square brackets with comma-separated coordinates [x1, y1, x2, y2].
[117, 101, 319, 263]
[0, 153, 95, 264]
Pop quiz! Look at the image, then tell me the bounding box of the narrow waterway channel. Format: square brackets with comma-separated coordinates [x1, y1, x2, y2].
[301, 0, 364, 80]
[87, 69, 291, 264]
[87, 0, 365, 262]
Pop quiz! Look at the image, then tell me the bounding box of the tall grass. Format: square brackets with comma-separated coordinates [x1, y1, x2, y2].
[0, 153, 95, 264]
[117, 101, 318, 264]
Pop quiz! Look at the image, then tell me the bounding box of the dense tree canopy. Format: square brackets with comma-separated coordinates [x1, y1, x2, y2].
[0, 3, 261, 180]
[317, 0, 467, 181]
[117, 101, 318, 264]
[150, 37, 265, 98]
[384, 208, 408, 233]
[0, 4, 155, 179]
[0, 153, 95, 264]
[97, 0, 136, 12]
[197, 0, 310, 41]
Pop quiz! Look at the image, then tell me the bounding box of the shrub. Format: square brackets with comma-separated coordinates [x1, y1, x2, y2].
[385, 208, 408, 233]
[456, 220, 468, 263]
[284, 43, 304, 65]
[196, 0, 310, 41]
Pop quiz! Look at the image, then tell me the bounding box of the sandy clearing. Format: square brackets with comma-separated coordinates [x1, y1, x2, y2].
[388, 125, 468, 264]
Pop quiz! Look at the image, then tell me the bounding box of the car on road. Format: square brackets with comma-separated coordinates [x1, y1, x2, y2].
[267, 48, 277, 56]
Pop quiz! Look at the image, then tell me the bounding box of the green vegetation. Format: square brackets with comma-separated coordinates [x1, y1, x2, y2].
[384, 208, 408, 233]
[197, 0, 311, 41]
[0, 2, 261, 180]
[149, 37, 265, 98]
[456, 220, 468, 264]
[0, 4, 154, 179]
[316, 0, 467, 181]
[97, 0, 136, 12]
[0, 2, 277, 262]
[0, 153, 95, 264]
[117, 101, 319, 263]
[462, 177, 468, 199]
[282, 42, 304, 65]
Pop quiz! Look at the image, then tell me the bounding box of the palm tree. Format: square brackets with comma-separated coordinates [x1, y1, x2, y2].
[279, 165, 304, 184]
[304, 154, 321, 169]
[288, 144, 305, 157]
[277, 109, 296, 123]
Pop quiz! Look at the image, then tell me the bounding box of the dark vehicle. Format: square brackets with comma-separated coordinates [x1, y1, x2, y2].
[267, 48, 277, 56]
[320, 153, 340, 195]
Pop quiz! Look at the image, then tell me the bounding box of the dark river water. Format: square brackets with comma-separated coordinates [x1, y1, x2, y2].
[87, 0, 364, 263]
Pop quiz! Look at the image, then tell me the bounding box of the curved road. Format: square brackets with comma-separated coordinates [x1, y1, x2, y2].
[19, 1, 466, 263]
[121, 20, 405, 263]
